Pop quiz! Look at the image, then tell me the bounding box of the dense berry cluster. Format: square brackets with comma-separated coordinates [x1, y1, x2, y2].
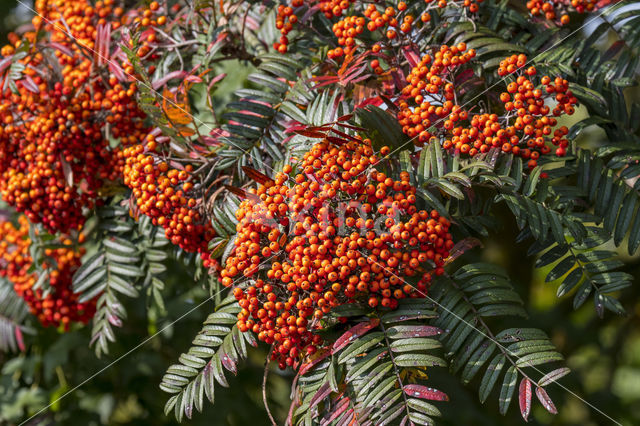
[496, 54, 576, 159]
[116, 1, 221, 260]
[221, 139, 454, 368]
[0, 216, 96, 329]
[398, 51, 578, 167]
[397, 43, 476, 143]
[526, 0, 596, 24]
[122, 134, 216, 267]
[275, 0, 480, 56]
[0, 0, 147, 233]
[327, 15, 366, 60]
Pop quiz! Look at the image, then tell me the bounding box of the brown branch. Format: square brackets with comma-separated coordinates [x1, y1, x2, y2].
[263, 344, 277, 426]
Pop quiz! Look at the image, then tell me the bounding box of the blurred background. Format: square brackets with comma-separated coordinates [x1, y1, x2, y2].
[0, 1, 639, 425]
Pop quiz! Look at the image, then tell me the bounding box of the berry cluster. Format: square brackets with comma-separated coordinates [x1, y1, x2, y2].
[117, 2, 225, 261]
[526, 0, 596, 25]
[122, 0, 172, 67]
[0, 0, 147, 233]
[274, 2, 301, 54]
[496, 54, 576, 159]
[128, 0, 168, 29]
[320, 0, 357, 18]
[221, 139, 454, 368]
[397, 43, 476, 143]
[427, 0, 482, 13]
[276, 0, 481, 58]
[398, 51, 578, 168]
[0, 216, 96, 329]
[327, 15, 366, 60]
[122, 135, 216, 267]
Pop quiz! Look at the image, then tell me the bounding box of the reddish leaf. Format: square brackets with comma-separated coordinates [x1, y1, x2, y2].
[348, 72, 373, 85]
[225, 185, 260, 203]
[241, 166, 275, 185]
[535, 387, 558, 415]
[21, 76, 39, 93]
[309, 382, 332, 409]
[329, 128, 361, 143]
[208, 73, 226, 89]
[15, 326, 25, 352]
[198, 135, 221, 147]
[210, 32, 229, 51]
[341, 63, 369, 85]
[519, 378, 532, 421]
[320, 395, 351, 424]
[538, 367, 570, 386]
[220, 350, 237, 375]
[108, 60, 127, 82]
[244, 16, 259, 31]
[325, 136, 347, 146]
[602, 40, 625, 63]
[108, 314, 122, 327]
[0, 57, 11, 75]
[379, 94, 399, 112]
[332, 122, 366, 132]
[299, 347, 331, 375]
[306, 125, 333, 132]
[99, 23, 111, 65]
[354, 96, 383, 109]
[402, 45, 421, 68]
[286, 393, 300, 425]
[403, 384, 449, 401]
[208, 128, 230, 138]
[444, 237, 483, 266]
[285, 123, 309, 133]
[49, 42, 74, 58]
[185, 74, 203, 84]
[337, 114, 353, 122]
[332, 318, 380, 353]
[313, 75, 340, 82]
[293, 129, 328, 138]
[454, 68, 476, 86]
[152, 70, 188, 90]
[301, 4, 321, 22]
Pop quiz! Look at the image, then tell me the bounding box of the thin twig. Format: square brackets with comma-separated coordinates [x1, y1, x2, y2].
[263, 344, 277, 426]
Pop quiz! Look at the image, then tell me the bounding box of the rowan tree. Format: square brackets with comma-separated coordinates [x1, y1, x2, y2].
[0, 0, 639, 424]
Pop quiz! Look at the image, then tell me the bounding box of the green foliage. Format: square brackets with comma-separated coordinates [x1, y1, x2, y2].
[289, 299, 447, 425]
[72, 206, 169, 357]
[2, 0, 640, 425]
[160, 295, 256, 421]
[0, 278, 30, 353]
[430, 264, 564, 417]
[216, 53, 314, 175]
